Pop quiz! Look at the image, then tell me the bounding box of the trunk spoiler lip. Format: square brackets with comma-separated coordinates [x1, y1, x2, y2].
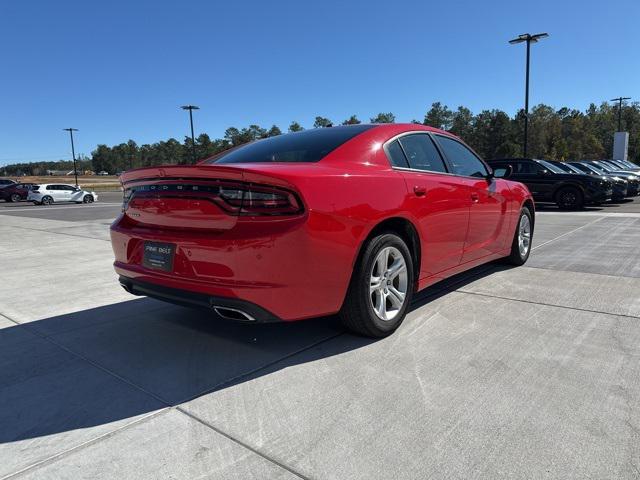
[120, 164, 245, 184]
[119, 164, 301, 193]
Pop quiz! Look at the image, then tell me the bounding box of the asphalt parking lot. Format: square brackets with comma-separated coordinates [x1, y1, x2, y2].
[2, 194, 640, 479]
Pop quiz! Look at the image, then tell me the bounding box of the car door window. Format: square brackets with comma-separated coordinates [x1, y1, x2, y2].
[514, 162, 538, 174]
[385, 140, 409, 168]
[436, 135, 488, 178]
[397, 134, 447, 173]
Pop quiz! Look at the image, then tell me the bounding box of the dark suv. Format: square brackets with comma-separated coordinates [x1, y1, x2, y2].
[487, 158, 612, 209]
[0, 182, 37, 202]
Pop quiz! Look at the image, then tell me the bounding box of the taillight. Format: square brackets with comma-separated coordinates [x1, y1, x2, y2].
[217, 185, 302, 216]
[123, 181, 303, 217]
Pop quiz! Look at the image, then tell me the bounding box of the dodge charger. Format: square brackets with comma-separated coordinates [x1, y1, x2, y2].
[111, 124, 534, 337]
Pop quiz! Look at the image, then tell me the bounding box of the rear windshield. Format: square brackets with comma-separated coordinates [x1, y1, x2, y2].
[211, 125, 376, 164]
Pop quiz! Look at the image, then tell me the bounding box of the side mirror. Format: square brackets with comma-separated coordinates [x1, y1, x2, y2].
[539, 169, 550, 176]
[493, 165, 512, 179]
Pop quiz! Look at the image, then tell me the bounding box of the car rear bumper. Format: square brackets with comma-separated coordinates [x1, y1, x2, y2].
[118, 276, 281, 322]
[110, 213, 358, 322]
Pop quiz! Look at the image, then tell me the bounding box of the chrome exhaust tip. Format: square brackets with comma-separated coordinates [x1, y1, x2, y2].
[213, 306, 256, 322]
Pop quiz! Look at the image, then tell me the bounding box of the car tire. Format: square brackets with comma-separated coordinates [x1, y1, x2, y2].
[10, 194, 21, 203]
[83, 194, 94, 204]
[555, 186, 583, 210]
[505, 206, 533, 266]
[339, 232, 414, 338]
[41, 196, 53, 206]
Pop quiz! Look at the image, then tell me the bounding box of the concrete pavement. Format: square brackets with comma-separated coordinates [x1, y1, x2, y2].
[1, 198, 639, 479]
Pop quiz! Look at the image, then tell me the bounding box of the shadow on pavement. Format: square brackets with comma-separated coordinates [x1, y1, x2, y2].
[0, 264, 503, 445]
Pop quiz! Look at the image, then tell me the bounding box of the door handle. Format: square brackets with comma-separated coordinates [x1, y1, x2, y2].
[471, 192, 479, 202]
[413, 186, 427, 197]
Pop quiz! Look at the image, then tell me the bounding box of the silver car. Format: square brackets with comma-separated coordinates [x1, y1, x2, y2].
[28, 184, 98, 205]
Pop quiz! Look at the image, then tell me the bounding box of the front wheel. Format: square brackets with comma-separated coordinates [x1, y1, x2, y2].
[555, 186, 583, 210]
[339, 233, 414, 337]
[505, 206, 533, 266]
[82, 194, 94, 204]
[10, 193, 21, 203]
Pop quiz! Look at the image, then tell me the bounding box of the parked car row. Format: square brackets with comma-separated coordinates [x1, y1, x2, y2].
[0, 182, 98, 205]
[487, 158, 640, 209]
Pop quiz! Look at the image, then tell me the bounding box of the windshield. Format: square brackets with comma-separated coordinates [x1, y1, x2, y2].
[581, 163, 606, 175]
[211, 125, 376, 164]
[536, 159, 564, 174]
[550, 162, 575, 173]
[563, 163, 584, 174]
[608, 160, 626, 169]
[594, 161, 616, 172]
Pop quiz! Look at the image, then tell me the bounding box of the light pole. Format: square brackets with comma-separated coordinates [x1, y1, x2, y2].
[610, 96, 631, 132]
[63, 128, 79, 186]
[181, 105, 200, 163]
[509, 32, 549, 158]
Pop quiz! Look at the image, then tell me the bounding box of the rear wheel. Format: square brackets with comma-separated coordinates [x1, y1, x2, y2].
[505, 206, 533, 266]
[555, 186, 583, 210]
[339, 233, 414, 338]
[10, 193, 21, 203]
[82, 194, 94, 204]
[41, 196, 53, 206]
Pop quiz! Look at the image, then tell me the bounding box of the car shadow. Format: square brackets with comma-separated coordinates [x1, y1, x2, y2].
[0, 263, 504, 445]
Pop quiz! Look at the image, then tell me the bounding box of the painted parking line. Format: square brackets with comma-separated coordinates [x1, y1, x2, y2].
[536, 211, 640, 218]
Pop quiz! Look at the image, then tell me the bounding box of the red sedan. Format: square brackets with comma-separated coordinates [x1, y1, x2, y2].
[111, 124, 534, 337]
[0, 182, 37, 202]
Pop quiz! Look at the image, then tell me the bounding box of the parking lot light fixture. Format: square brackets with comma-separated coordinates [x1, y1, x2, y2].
[63, 128, 79, 186]
[181, 105, 200, 164]
[610, 97, 631, 132]
[509, 32, 549, 158]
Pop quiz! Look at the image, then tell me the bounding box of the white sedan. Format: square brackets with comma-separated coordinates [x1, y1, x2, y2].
[28, 184, 98, 205]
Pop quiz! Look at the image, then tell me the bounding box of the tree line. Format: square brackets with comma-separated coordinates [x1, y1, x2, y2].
[2, 102, 639, 176]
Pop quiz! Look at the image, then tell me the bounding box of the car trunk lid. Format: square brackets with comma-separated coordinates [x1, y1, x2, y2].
[120, 165, 302, 231]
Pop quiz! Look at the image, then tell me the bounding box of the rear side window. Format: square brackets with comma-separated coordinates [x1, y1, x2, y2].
[397, 134, 447, 173]
[212, 125, 375, 164]
[385, 140, 409, 168]
[436, 135, 488, 178]
[513, 162, 537, 174]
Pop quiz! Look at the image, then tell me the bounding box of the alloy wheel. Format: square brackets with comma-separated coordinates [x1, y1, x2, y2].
[518, 214, 531, 257]
[559, 190, 577, 208]
[369, 246, 408, 321]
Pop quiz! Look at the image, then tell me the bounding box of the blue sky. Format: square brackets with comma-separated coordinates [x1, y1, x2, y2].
[1, 0, 638, 165]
